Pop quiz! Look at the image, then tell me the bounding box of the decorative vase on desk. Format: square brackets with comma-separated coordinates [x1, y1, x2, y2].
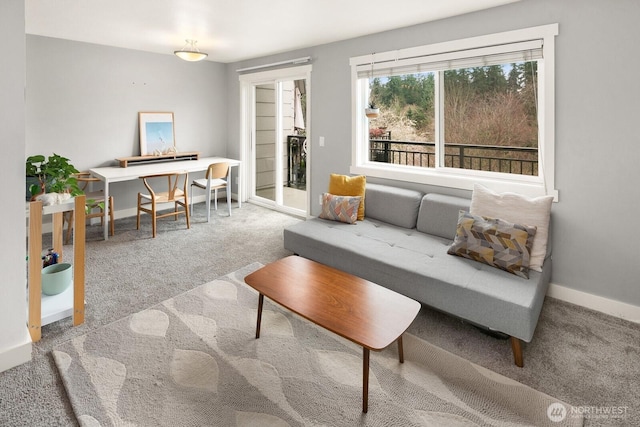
[41, 263, 72, 296]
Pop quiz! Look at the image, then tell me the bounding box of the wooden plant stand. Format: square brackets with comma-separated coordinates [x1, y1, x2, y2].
[27, 195, 85, 342]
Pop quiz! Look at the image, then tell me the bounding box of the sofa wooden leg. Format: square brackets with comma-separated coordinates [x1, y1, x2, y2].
[510, 337, 524, 367]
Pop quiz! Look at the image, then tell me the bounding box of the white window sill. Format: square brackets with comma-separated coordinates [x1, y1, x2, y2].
[350, 162, 558, 201]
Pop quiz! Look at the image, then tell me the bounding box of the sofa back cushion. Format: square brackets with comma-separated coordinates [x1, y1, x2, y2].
[364, 183, 423, 229]
[417, 193, 471, 240]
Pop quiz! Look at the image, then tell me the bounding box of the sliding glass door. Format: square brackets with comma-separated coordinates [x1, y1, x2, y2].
[240, 66, 311, 216]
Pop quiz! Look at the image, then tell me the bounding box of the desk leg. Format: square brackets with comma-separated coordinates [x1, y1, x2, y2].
[256, 293, 264, 339]
[205, 183, 212, 223]
[363, 347, 370, 413]
[103, 180, 110, 240]
[398, 335, 404, 363]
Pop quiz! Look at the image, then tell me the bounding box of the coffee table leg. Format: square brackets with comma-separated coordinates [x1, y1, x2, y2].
[363, 347, 369, 413]
[256, 293, 264, 339]
[398, 335, 404, 363]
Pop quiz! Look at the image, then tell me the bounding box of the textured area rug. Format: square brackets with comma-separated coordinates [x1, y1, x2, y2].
[53, 263, 582, 426]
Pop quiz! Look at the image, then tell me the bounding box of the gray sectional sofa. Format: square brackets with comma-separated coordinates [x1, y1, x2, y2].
[283, 183, 552, 367]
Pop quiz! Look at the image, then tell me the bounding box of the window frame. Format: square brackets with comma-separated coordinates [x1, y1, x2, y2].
[349, 24, 559, 200]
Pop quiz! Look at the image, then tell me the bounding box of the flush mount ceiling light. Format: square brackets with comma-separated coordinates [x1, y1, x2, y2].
[174, 39, 208, 62]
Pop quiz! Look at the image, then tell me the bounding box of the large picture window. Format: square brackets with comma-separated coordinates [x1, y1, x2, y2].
[350, 24, 558, 199]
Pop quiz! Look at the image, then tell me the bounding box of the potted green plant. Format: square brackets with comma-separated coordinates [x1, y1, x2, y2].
[365, 102, 380, 119]
[26, 153, 82, 200]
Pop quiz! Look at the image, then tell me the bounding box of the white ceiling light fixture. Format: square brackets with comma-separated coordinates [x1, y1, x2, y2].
[174, 39, 208, 62]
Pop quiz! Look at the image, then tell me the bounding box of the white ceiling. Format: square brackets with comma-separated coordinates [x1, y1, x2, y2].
[25, 0, 519, 63]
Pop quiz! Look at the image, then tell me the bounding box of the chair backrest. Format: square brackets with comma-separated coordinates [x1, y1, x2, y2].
[73, 171, 101, 192]
[140, 171, 188, 201]
[205, 163, 229, 180]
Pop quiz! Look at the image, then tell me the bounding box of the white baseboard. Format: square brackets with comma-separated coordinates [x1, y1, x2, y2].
[0, 331, 32, 373]
[548, 282, 640, 324]
[35, 193, 239, 234]
[114, 193, 238, 220]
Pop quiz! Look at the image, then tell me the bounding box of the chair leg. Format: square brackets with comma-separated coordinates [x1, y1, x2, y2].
[184, 198, 190, 230]
[214, 189, 218, 211]
[151, 201, 157, 238]
[136, 194, 141, 230]
[64, 211, 74, 245]
[226, 183, 231, 216]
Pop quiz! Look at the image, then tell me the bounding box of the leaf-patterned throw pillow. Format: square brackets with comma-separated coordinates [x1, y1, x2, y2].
[319, 193, 362, 224]
[448, 210, 537, 279]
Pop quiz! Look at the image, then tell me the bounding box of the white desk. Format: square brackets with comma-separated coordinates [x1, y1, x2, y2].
[90, 156, 241, 240]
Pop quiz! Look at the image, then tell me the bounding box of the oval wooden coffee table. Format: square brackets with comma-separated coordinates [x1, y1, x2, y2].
[244, 255, 421, 413]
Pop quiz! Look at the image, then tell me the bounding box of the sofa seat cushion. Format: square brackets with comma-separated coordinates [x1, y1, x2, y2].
[284, 217, 551, 342]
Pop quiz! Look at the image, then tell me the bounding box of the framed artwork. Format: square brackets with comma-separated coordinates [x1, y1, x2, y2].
[139, 112, 175, 155]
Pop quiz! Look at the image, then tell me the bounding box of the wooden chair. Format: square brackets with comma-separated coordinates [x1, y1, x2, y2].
[190, 162, 231, 222]
[136, 171, 190, 238]
[65, 172, 114, 244]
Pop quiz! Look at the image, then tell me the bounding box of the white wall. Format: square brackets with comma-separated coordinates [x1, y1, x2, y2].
[227, 0, 640, 312]
[0, 0, 33, 373]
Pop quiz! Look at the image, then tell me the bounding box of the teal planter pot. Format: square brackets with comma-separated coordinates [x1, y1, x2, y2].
[41, 263, 72, 296]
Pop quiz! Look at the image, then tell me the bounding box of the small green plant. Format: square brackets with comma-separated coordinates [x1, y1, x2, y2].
[26, 153, 82, 199]
[365, 102, 380, 118]
[85, 199, 105, 215]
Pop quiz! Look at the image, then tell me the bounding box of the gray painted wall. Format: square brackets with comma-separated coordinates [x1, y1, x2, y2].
[226, 0, 640, 307]
[0, 0, 32, 372]
[26, 35, 229, 211]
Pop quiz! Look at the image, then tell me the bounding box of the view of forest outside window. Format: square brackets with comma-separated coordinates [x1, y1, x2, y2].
[368, 61, 539, 176]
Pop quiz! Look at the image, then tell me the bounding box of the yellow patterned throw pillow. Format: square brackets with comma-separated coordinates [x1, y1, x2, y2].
[328, 174, 366, 220]
[319, 193, 361, 224]
[447, 210, 537, 279]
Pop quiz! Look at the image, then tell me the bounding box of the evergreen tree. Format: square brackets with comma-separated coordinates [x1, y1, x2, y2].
[485, 65, 507, 93]
[507, 63, 520, 92]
